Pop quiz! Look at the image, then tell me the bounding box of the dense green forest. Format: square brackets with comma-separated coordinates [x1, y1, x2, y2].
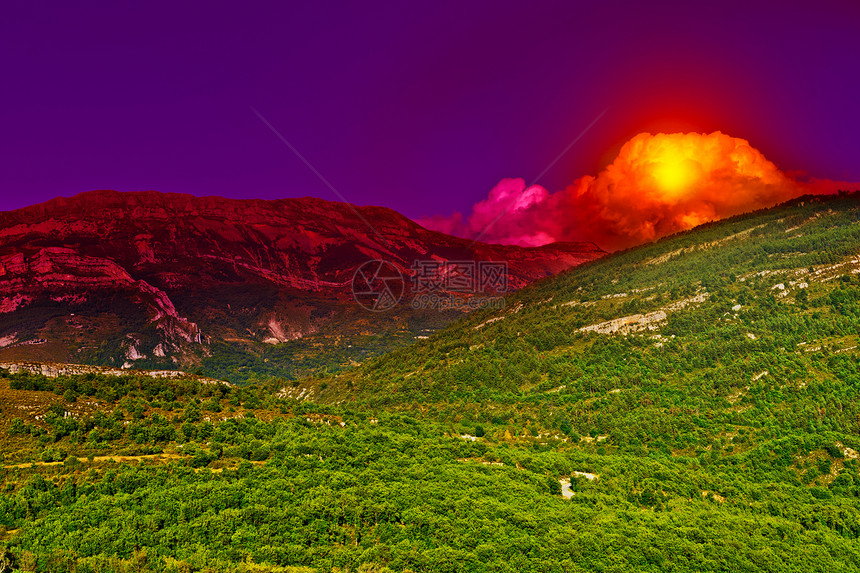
[0, 193, 859, 572]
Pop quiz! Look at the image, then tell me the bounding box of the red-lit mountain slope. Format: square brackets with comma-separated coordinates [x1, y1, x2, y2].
[0, 190, 604, 375]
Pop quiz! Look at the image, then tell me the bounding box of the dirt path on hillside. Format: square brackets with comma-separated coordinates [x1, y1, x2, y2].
[3, 453, 184, 468]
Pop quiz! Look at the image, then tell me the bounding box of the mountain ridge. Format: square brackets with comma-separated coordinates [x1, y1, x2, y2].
[0, 190, 604, 377]
[1, 193, 858, 572]
[305, 191, 860, 404]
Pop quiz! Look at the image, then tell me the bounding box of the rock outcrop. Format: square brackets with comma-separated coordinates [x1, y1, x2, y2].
[0, 190, 605, 366]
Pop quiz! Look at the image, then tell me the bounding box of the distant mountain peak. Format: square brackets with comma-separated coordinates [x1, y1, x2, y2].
[0, 190, 604, 372]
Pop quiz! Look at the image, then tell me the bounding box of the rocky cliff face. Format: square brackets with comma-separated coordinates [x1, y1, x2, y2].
[0, 190, 604, 370]
[0, 361, 227, 385]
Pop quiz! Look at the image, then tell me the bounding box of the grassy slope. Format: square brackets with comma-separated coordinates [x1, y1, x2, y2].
[316, 194, 860, 408]
[0, 193, 859, 572]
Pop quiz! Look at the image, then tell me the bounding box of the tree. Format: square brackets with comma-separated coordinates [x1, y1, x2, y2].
[0, 548, 16, 573]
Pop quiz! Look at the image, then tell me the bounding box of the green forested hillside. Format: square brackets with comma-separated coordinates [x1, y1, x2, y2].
[321, 193, 860, 405]
[1, 193, 859, 572]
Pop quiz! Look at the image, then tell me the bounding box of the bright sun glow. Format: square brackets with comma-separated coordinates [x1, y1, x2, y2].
[651, 150, 698, 196]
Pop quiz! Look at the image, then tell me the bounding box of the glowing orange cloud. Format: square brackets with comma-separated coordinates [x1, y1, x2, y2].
[419, 132, 843, 251]
[570, 131, 802, 249]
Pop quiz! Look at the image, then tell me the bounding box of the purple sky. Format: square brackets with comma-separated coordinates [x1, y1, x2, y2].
[2, 1, 859, 220]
